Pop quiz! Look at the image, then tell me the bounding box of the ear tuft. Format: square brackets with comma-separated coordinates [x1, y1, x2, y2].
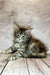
[14, 21, 20, 30]
[25, 28, 33, 35]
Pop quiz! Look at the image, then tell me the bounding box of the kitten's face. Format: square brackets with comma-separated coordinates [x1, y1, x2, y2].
[14, 30, 30, 43]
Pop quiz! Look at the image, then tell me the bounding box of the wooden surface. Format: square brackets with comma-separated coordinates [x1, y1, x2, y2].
[0, 54, 50, 75]
[0, 54, 11, 75]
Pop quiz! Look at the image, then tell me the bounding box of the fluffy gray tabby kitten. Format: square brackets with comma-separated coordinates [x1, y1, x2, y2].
[1, 23, 47, 61]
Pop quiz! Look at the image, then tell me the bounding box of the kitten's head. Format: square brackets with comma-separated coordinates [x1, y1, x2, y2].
[14, 28, 31, 43]
[14, 22, 33, 43]
[14, 26, 33, 44]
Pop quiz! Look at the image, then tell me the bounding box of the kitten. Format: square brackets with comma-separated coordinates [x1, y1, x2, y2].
[1, 23, 47, 60]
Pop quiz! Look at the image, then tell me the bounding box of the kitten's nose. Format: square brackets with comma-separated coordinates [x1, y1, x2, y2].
[19, 38, 20, 40]
[19, 37, 21, 40]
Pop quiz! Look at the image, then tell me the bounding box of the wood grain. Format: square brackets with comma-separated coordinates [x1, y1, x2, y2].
[26, 59, 44, 75]
[35, 59, 50, 75]
[0, 54, 50, 75]
[2, 58, 29, 75]
[0, 54, 10, 75]
[42, 54, 50, 67]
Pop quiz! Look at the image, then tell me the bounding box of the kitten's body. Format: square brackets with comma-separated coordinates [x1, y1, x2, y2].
[1, 24, 47, 60]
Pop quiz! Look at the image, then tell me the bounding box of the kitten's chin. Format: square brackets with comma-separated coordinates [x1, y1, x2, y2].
[19, 40, 26, 43]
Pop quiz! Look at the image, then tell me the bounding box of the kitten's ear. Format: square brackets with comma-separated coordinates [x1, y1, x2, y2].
[14, 21, 20, 30]
[13, 22, 20, 36]
[25, 28, 33, 35]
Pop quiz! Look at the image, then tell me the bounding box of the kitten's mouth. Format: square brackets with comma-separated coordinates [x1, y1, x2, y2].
[19, 40, 26, 43]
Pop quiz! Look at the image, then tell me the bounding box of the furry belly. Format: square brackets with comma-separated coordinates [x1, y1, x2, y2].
[12, 43, 27, 50]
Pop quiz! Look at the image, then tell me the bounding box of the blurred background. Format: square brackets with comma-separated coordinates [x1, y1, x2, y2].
[0, 0, 50, 52]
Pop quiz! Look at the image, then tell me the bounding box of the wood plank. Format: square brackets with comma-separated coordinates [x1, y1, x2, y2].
[42, 54, 50, 67]
[26, 59, 44, 75]
[0, 54, 10, 75]
[1, 54, 50, 75]
[34, 59, 50, 75]
[2, 58, 29, 75]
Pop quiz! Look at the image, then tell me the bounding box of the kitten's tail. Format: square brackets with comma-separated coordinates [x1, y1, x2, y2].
[32, 51, 47, 58]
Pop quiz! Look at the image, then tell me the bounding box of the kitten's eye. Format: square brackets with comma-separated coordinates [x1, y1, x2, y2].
[16, 34, 20, 37]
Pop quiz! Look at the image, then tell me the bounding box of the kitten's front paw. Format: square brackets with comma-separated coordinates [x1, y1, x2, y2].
[8, 56, 16, 61]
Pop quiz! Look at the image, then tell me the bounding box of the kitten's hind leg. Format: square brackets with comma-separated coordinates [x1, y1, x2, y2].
[37, 51, 47, 58]
[32, 51, 47, 58]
